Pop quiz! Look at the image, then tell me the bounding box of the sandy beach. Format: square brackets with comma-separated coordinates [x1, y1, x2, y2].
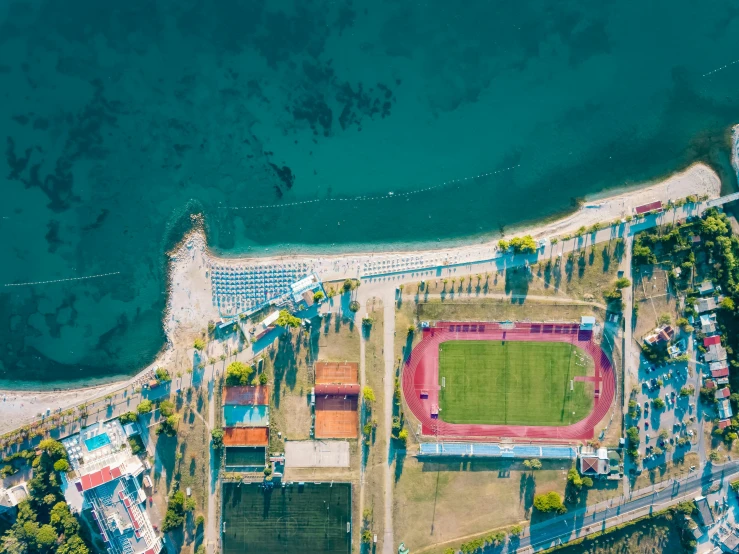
[0, 162, 722, 435]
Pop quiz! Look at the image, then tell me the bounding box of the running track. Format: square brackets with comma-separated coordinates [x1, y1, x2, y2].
[402, 322, 616, 440]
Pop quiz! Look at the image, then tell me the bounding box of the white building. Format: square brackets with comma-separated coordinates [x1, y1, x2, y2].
[0, 483, 29, 512]
[62, 421, 161, 554]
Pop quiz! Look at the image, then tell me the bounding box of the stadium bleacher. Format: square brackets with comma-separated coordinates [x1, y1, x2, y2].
[418, 442, 577, 459]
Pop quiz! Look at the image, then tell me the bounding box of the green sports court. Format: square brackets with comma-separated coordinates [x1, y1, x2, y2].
[438, 340, 594, 426]
[222, 482, 351, 554]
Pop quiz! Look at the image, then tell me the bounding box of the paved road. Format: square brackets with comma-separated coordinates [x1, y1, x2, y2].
[503, 461, 739, 553]
[382, 294, 396, 554]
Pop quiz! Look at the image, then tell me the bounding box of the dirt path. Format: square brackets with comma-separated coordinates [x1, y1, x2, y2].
[206, 378, 218, 554]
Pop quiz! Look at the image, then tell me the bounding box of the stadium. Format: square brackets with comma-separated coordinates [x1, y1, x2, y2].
[402, 321, 615, 441]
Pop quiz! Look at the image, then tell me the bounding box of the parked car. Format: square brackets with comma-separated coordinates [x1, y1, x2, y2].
[645, 421, 649, 430]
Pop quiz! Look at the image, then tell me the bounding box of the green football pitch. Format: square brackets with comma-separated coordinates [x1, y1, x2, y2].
[438, 340, 594, 426]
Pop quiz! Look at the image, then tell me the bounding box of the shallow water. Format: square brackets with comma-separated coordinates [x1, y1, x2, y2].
[1, 0, 738, 384]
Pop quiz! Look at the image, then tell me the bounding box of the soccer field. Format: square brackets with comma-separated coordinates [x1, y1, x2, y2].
[222, 482, 351, 554]
[438, 340, 594, 426]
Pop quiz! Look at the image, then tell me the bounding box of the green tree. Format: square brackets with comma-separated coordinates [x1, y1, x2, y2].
[36, 524, 57, 550]
[498, 239, 510, 251]
[533, 491, 566, 513]
[363, 386, 376, 403]
[509, 235, 537, 253]
[349, 300, 360, 312]
[193, 338, 205, 351]
[709, 450, 721, 462]
[155, 367, 171, 382]
[195, 515, 205, 527]
[276, 309, 301, 328]
[225, 361, 254, 385]
[259, 372, 269, 385]
[397, 429, 409, 444]
[158, 414, 178, 436]
[510, 525, 523, 536]
[158, 400, 175, 417]
[313, 290, 325, 302]
[53, 459, 69, 473]
[137, 400, 153, 414]
[38, 439, 66, 460]
[119, 411, 137, 424]
[633, 243, 657, 265]
[523, 459, 542, 471]
[211, 429, 224, 449]
[57, 535, 89, 554]
[653, 397, 665, 409]
[721, 297, 735, 311]
[615, 277, 631, 289]
[626, 426, 640, 445]
[162, 491, 187, 531]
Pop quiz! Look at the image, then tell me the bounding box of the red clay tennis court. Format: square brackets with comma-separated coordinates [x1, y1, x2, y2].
[224, 385, 270, 405]
[315, 396, 359, 438]
[315, 361, 359, 384]
[402, 322, 615, 441]
[223, 427, 269, 446]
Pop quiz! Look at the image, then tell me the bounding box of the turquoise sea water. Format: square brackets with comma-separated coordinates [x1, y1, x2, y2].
[1, 0, 739, 385]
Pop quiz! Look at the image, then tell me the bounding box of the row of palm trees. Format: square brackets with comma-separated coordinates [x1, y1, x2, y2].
[440, 272, 491, 291]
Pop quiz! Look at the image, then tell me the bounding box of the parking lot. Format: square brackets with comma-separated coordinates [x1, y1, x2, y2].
[629, 352, 701, 471]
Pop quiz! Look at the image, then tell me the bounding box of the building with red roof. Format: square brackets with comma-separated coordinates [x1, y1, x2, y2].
[716, 387, 731, 399]
[704, 335, 721, 347]
[635, 201, 663, 215]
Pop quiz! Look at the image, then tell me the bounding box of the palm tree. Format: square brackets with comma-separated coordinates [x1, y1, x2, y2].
[442, 278, 448, 291]
[476, 274, 481, 284]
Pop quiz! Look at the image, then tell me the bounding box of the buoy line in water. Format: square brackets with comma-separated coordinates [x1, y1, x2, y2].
[218, 164, 521, 210]
[702, 58, 739, 77]
[4, 271, 121, 287]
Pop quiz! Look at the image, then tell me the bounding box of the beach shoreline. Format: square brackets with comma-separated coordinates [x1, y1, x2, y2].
[0, 162, 723, 434]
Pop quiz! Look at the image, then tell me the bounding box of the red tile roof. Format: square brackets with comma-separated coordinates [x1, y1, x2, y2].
[705, 379, 717, 389]
[719, 419, 731, 429]
[79, 465, 120, 491]
[712, 368, 730, 378]
[581, 457, 599, 473]
[716, 388, 731, 399]
[704, 335, 721, 347]
[635, 201, 663, 214]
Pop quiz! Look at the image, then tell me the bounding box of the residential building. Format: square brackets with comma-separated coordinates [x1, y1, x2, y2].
[716, 387, 731, 400]
[0, 483, 29, 513]
[699, 280, 715, 295]
[705, 343, 728, 364]
[643, 324, 674, 347]
[695, 496, 715, 527]
[700, 313, 717, 334]
[720, 531, 739, 552]
[697, 297, 720, 314]
[719, 398, 733, 420]
[578, 447, 609, 476]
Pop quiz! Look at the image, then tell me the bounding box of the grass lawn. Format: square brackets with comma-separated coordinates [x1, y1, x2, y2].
[438, 340, 593, 426]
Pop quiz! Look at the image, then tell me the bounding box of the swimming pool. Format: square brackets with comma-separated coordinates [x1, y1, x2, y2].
[84, 433, 111, 452]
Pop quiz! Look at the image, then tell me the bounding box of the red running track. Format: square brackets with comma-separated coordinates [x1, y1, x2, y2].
[402, 322, 616, 441]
